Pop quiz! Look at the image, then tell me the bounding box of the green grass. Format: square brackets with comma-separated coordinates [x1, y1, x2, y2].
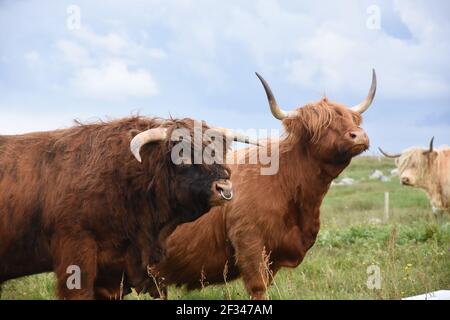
[1, 156, 449, 300]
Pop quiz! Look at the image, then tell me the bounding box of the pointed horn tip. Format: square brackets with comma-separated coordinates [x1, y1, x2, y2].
[350, 69, 377, 114]
[429, 136, 434, 152]
[130, 144, 143, 163]
[131, 151, 142, 163]
[254, 72, 288, 120]
[378, 147, 400, 158]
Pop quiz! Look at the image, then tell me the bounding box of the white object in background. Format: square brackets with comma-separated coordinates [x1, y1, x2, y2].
[384, 192, 389, 221]
[333, 178, 356, 186]
[370, 170, 384, 180]
[402, 290, 450, 300]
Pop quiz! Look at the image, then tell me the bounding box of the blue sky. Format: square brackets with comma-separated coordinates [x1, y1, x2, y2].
[0, 0, 449, 153]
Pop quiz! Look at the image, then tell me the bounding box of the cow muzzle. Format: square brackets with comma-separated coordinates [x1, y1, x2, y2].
[348, 128, 369, 146]
[347, 128, 369, 155]
[401, 176, 412, 186]
[211, 180, 234, 204]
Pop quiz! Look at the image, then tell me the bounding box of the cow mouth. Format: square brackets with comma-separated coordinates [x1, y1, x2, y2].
[349, 143, 369, 155]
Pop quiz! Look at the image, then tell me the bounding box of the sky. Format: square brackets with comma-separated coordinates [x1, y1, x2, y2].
[0, 0, 449, 154]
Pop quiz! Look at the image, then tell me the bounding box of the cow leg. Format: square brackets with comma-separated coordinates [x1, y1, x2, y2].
[233, 239, 270, 300]
[94, 271, 132, 300]
[52, 233, 98, 300]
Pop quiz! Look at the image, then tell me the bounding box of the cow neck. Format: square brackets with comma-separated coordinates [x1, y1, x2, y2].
[424, 169, 445, 209]
[422, 152, 447, 209]
[277, 142, 350, 210]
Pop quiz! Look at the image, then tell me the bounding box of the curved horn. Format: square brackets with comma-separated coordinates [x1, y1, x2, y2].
[378, 147, 401, 159]
[255, 72, 297, 120]
[351, 69, 377, 114]
[130, 128, 168, 162]
[209, 127, 260, 146]
[424, 136, 434, 154]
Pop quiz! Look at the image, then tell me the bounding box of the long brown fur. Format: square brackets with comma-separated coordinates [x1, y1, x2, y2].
[119, 98, 369, 299]
[0, 116, 230, 299]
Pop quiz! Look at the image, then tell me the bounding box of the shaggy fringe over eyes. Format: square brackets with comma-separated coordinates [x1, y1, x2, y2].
[162, 118, 231, 171]
[280, 98, 362, 152]
[281, 99, 331, 147]
[297, 100, 335, 143]
[397, 149, 428, 176]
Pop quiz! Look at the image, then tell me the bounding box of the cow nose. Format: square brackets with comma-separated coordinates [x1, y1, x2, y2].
[348, 129, 368, 145]
[213, 180, 233, 200]
[401, 176, 410, 185]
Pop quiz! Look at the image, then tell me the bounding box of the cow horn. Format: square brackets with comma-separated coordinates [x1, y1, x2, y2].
[209, 127, 261, 146]
[351, 69, 377, 114]
[130, 128, 168, 162]
[255, 72, 297, 120]
[378, 147, 401, 159]
[424, 136, 434, 154]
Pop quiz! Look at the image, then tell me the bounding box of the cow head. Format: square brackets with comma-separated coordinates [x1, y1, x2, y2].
[255, 70, 376, 166]
[129, 118, 258, 223]
[379, 137, 437, 187]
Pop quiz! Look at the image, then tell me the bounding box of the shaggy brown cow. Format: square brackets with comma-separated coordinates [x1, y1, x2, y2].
[136, 70, 377, 299]
[0, 116, 256, 300]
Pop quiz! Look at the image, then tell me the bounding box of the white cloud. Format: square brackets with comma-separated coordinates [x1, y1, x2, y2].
[280, 1, 450, 100]
[74, 27, 128, 54]
[72, 59, 158, 98]
[54, 26, 165, 99]
[57, 39, 91, 66]
[70, 27, 167, 61]
[24, 50, 42, 66]
[0, 108, 89, 134]
[144, 48, 166, 60]
[125, 0, 449, 100]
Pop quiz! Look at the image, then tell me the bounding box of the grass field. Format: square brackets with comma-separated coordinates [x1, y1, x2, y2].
[1, 156, 449, 300]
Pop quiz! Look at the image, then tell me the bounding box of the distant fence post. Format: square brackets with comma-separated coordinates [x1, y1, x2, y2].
[384, 192, 390, 221]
